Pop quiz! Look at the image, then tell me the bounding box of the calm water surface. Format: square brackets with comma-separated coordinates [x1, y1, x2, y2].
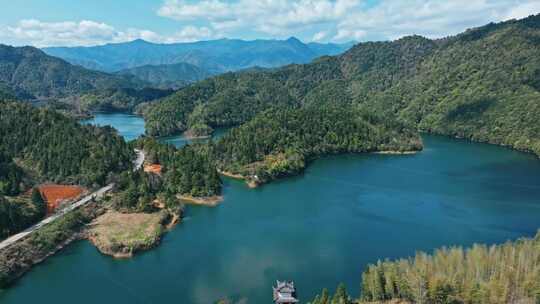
[2, 113, 540, 303]
[82, 113, 229, 146]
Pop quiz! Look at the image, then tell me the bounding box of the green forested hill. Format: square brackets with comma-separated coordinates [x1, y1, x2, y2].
[308, 231, 540, 304]
[116, 62, 211, 89]
[68, 87, 174, 112]
[210, 106, 422, 184]
[0, 44, 141, 101]
[0, 101, 134, 188]
[144, 15, 540, 156]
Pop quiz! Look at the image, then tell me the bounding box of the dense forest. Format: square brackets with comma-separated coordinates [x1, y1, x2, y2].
[144, 14, 540, 157]
[0, 101, 134, 187]
[0, 44, 141, 101]
[308, 231, 540, 304]
[0, 152, 25, 196]
[116, 62, 211, 89]
[134, 137, 222, 198]
[0, 194, 44, 240]
[107, 137, 221, 214]
[0, 100, 136, 239]
[68, 87, 174, 112]
[210, 105, 422, 184]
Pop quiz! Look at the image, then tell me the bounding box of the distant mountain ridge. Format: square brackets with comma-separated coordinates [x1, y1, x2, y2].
[116, 62, 211, 89]
[43, 37, 354, 74]
[143, 14, 540, 157]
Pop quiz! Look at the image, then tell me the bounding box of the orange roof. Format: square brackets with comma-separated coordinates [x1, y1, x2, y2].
[38, 184, 85, 214]
[144, 164, 163, 175]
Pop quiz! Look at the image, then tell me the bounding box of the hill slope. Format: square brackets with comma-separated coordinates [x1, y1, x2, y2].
[116, 62, 211, 89]
[0, 44, 140, 101]
[144, 15, 540, 157]
[0, 100, 134, 189]
[43, 37, 353, 73]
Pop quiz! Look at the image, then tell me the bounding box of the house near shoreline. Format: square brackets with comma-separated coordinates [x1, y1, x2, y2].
[273, 280, 298, 304]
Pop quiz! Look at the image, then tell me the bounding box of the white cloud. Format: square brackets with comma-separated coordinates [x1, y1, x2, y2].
[158, 0, 360, 37]
[312, 30, 328, 42]
[157, 0, 540, 42]
[504, 1, 540, 20]
[0, 19, 217, 47]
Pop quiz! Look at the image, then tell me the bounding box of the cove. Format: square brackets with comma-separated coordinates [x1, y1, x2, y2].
[1, 113, 539, 303]
[82, 112, 229, 146]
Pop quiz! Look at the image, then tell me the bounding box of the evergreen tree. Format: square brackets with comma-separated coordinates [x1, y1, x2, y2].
[31, 188, 46, 217]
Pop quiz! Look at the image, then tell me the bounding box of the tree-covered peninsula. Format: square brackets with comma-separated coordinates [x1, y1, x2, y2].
[210, 105, 422, 185]
[144, 14, 540, 157]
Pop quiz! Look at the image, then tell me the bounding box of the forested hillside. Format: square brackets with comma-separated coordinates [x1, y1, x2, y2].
[0, 44, 140, 101]
[144, 14, 540, 157]
[133, 138, 221, 198]
[309, 231, 540, 304]
[210, 106, 422, 185]
[0, 101, 134, 188]
[117, 62, 211, 89]
[69, 87, 174, 112]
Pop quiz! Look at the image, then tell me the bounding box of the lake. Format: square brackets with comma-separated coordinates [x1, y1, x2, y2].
[1, 113, 539, 303]
[82, 113, 229, 146]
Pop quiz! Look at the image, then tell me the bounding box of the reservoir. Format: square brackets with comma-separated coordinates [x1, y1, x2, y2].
[2, 113, 539, 303]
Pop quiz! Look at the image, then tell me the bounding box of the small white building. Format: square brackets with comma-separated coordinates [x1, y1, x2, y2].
[273, 280, 298, 304]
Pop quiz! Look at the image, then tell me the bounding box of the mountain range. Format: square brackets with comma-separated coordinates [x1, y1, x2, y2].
[116, 62, 211, 89]
[43, 37, 354, 86]
[143, 14, 540, 157]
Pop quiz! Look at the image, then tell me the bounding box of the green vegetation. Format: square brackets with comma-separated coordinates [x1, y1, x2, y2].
[70, 87, 173, 112]
[144, 15, 540, 157]
[0, 101, 134, 187]
[308, 231, 540, 304]
[0, 196, 44, 240]
[0, 44, 140, 101]
[30, 188, 46, 217]
[310, 283, 353, 304]
[134, 137, 222, 197]
[0, 152, 25, 196]
[211, 106, 421, 184]
[117, 62, 211, 89]
[0, 100, 134, 240]
[29, 209, 92, 252]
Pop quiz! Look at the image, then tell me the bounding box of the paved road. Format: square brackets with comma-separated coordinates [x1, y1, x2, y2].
[0, 149, 145, 251]
[134, 149, 145, 171]
[0, 185, 113, 251]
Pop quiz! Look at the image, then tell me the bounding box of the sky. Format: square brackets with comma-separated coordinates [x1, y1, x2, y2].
[0, 0, 539, 47]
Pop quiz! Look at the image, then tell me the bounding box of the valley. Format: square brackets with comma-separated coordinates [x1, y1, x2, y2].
[1, 115, 539, 303]
[0, 10, 539, 304]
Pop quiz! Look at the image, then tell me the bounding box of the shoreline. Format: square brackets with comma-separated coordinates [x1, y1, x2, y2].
[218, 170, 260, 188]
[182, 130, 211, 140]
[372, 150, 419, 155]
[87, 209, 180, 259]
[178, 194, 224, 206]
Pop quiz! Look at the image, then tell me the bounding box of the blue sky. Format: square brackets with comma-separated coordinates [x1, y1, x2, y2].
[1, 0, 539, 47]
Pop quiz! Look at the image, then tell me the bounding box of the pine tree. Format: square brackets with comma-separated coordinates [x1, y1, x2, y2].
[31, 188, 46, 217]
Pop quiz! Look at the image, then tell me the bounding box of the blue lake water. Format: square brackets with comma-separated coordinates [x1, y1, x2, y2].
[2, 113, 539, 304]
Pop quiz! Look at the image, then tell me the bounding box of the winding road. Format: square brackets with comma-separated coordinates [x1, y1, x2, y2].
[0, 150, 145, 251]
